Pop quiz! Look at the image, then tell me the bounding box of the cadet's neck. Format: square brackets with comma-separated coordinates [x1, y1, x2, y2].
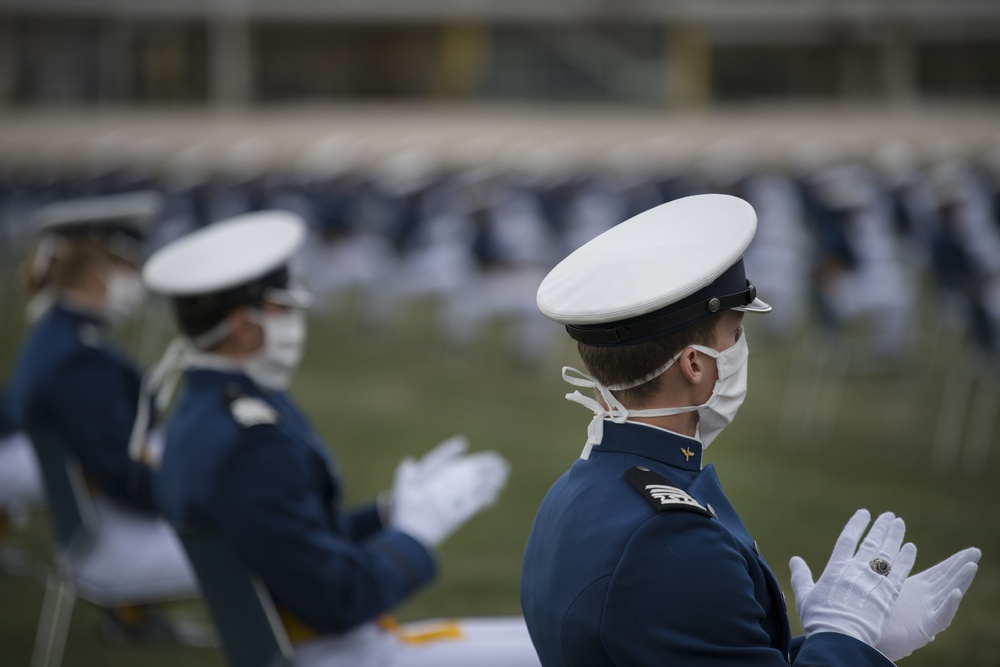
[629, 411, 699, 438]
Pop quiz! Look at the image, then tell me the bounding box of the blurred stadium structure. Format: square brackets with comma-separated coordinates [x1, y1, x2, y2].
[1, 0, 999, 467]
[0, 0, 999, 104]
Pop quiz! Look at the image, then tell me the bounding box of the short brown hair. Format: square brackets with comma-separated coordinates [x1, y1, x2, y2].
[577, 315, 719, 408]
[172, 266, 290, 343]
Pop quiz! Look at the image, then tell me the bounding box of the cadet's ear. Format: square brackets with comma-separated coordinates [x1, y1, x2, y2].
[677, 347, 705, 385]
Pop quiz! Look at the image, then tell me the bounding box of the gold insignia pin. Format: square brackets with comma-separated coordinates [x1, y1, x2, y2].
[680, 447, 694, 462]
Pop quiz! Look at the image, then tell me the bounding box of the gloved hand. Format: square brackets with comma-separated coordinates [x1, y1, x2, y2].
[389, 435, 510, 548]
[789, 509, 917, 647]
[876, 547, 981, 661]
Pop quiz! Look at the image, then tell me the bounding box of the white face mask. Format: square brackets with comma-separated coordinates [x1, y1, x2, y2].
[564, 328, 749, 459]
[103, 269, 147, 325]
[677, 333, 749, 448]
[243, 308, 308, 391]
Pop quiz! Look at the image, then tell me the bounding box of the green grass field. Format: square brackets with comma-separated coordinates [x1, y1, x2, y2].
[1, 291, 998, 667]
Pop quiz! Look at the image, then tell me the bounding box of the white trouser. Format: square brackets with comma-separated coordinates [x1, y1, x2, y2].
[295, 617, 541, 667]
[70, 495, 198, 605]
[0, 432, 44, 518]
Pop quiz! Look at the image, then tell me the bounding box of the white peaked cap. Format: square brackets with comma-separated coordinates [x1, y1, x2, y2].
[143, 210, 306, 296]
[33, 191, 163, 236]
[537, 194, 770, 346]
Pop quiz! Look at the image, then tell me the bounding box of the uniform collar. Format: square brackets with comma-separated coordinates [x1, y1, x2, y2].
[593, 420, 704, 472]
[51, 301, 106, 327]
[184, 366, 260, 395]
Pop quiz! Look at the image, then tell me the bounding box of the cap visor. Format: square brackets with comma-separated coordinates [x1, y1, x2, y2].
[264, 283, 314, 309]
[735, 297, 771, 313]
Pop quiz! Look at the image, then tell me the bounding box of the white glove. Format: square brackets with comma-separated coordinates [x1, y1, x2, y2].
[389, 435, 510, 548]
[876, 547, 981, 661]
[789, 509, 917, 647]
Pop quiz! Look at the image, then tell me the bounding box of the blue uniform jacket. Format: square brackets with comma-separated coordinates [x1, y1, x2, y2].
[520, 420, 894, 667]
[8, 304, 157, 513]
[155, 368, 436, 636]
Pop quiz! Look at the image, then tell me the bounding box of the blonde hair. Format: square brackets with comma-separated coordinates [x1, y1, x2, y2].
[21, 235, 116, 296]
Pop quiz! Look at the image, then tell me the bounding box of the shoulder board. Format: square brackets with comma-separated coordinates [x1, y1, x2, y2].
[624, 466, 713, 518]
[228, 395, 280, 428]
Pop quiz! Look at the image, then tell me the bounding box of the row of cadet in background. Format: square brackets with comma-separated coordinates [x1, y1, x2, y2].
[2, 139, 1000, 370]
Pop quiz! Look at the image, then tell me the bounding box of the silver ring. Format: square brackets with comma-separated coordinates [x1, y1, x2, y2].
[869, 557, 891, 576]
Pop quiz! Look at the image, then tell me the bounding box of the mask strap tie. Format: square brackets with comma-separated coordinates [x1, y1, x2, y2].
[560, 346, 710, 459]
[187, 317, 233, 351]
[133, 314, 247, 462]
[128, 337, 190, 464]
[562, 366, 632, 460]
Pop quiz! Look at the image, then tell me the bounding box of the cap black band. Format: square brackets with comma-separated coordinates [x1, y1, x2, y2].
[565, 258, 756, 346]
[566, 281, 756, 345]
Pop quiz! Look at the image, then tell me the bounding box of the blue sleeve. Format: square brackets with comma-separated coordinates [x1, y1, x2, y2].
[795, 632, 894, 666]
[44, 349, 157, 513]
[346, 503, 384, 541]
[207, 428, 436, 635]
[602, 512, 893, 667]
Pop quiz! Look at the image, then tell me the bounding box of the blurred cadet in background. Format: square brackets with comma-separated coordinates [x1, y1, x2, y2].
[286, 135, 392, 316]
[8, 135, 999, 376]
[927, 159, 1000, 358]
[521, 194, 981, 666]
[145, 211, 541, 667]
[6, 192, 200, 640]
[362, 148, 476, 333]
[442, 165, 559, 366]
[805, 163, 918, 366]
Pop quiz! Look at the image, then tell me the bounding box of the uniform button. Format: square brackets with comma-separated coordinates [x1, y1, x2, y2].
[753, 540, 761, 557]
[706, 503, 718, 519]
